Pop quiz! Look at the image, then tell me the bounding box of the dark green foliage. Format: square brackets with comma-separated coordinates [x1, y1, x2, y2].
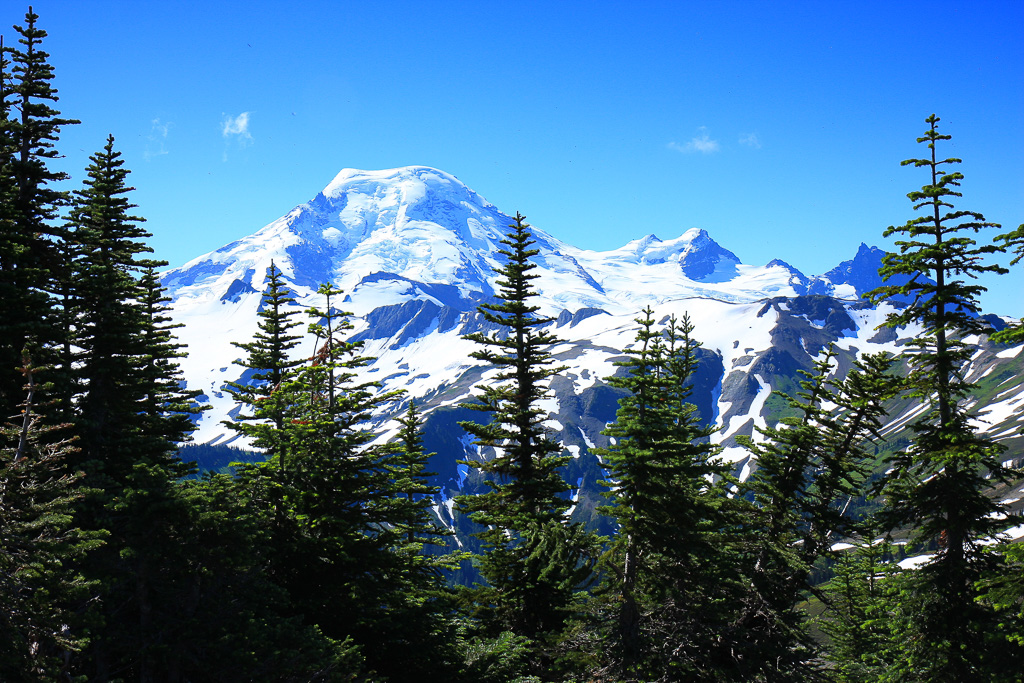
[134, 266, 206, 466]
[117, 470, 357, 682]
[977, 540, 1024, 648]
[225, 262, 305, 521]
[226, 261, 304, 438]
[817, 524, 902, 682]
[457, 213, 597, 664]
[0, 9, 78, 422]
[992, 223, 1024, 344]
[230, 284, 469, 681]
[61, 139, 210, 680]
[388, 401, 459, 558]
[0, 355, 99, 681]
[459, 631, 542, 683]
[734, 348, 897, 680]
[67, 136, 191, 482]
[865, 114, 1023, 681]
[593, 308, 741, 679]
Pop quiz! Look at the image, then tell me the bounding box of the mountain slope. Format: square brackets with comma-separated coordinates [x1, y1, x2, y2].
[162, 166, 1024, 530]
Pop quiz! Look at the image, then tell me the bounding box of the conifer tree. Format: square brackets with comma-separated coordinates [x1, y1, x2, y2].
[134, 265, 207, 465]
[817, 521, 902, 683]
[594, 309, 740, 679]
[62, 139, 205, 680]
[0, 35, 19, 405]
[992, 223, 1024, 344]
[389, 401, 452, 550]
[227, 261, 304, 415]
[232, 282, 455, 678]
[67, 135, 164, 482]
[866, 114, 1023, 680]
[225, 261, 304, 490]
[0, 353, 98, 681]
[457, 213, 596, 670]
[367, 401, 467, 680]
[732, 348, 896, 681]
[0, 8, 78, 421]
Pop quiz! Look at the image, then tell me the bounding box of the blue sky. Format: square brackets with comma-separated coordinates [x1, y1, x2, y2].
[15, 1, 1024, 315]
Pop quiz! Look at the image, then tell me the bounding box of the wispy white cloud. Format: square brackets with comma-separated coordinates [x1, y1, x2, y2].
[143, 118, 172, 161]
[668, 127, 720, 154]
[221, 111, 253, 141]
[221, 112, 253, 161]
[739, 132, 762, 149]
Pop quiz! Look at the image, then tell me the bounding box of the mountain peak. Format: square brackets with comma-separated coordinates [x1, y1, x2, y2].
[320, 166, 472, 201]
[681, 227, 709, 242]
[678, 229, 740, 281]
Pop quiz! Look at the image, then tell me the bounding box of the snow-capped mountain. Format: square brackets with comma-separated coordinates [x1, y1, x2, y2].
[164, 166, 1024, 534]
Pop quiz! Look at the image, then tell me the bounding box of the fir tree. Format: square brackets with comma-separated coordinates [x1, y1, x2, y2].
[817, 521, 902, 683]
[992, 223, 1024, 344]
[226, 261, 304, 430]
[62, 139, 206, 680]
[456, 214, 596, 672]
[594, 309, 740, 680]
[225, 260, 304, 508]
[134, 264, 207, 466]
[367, 401, 468, 680]
[866, 114, 1023, 681]
[66, 135, 162, 483]
[233, 282, 445, 679]
[0, 8, 78, 422]
[389, 401, 454, 550]
[0, 352, 98, 681]
[732, 348, 897, 681]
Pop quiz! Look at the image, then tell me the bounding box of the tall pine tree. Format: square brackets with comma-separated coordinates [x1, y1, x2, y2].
[594, 309, 740, 680]
[225, 260, 304, 503]
[456, 214, 596, 675]
[0, 353, 98, 681]
[231, 283, 470, 680]
[0, 8, 78, 422]
[732, 348, 896, 681]
[63, 138, 206, 680]
[67, 135, 168, 482]
[866, 114, 1023, 681]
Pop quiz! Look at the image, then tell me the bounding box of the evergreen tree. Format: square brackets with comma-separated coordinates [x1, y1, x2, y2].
[226, 260, 304, 435]
[992, 223, 1024, 344]
[593, 308, 739, 679]
[866, 114, 1023, 681]
[0, 34, 19, 406]
[817, 521, 902, 683]
[456, 214, 596, 673]
[225, 260, 304, 521]
[366, 401, 468, 681]
[0, 352, 98, 681]
[66, 135, 164, 482]
[732, 348, 896, 681]
[232, 283, 464, 679]
[0, 8, 78, 422]
[389, 401, 456, 552]
[61, 139, 209, 680]
[134, 264, 207, 466]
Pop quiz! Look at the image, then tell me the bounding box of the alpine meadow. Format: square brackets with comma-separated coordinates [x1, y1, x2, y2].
[2, 6, 1024, 683]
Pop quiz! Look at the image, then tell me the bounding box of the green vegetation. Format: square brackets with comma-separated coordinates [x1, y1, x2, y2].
[456, 213, 599, 678]
[0, 8, 1022, 682]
